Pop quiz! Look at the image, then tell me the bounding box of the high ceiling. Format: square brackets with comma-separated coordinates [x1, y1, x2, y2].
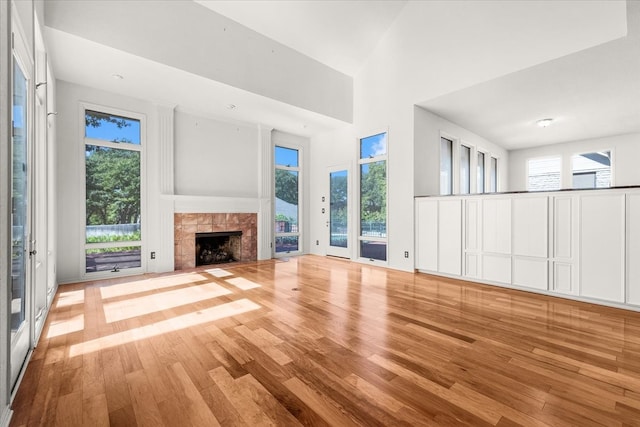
[194, 0, 408, 76]
[419, 32, 640, 150]
[44, 0, 636, 148]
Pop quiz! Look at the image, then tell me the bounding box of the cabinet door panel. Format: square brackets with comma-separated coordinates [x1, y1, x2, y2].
[628, 194, 640, 305]
[438, 199, 462, 275]
[416, 199, 438, 271]
[513, 197, 547, 258]
[513, 257, 547, 290]
[580, 194, 625, 303]
[482, 198, 511, 254]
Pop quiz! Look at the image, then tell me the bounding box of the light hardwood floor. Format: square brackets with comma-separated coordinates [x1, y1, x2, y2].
[10, 255, 640, 426]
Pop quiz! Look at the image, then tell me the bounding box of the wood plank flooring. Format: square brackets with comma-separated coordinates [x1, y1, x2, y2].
[10, 255, 640, 426]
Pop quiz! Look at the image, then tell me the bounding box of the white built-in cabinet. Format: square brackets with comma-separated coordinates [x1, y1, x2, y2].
[415, 188, 640, 311]
[415, 198, 461, 276]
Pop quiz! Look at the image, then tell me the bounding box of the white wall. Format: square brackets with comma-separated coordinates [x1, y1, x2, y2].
[273, 130, 311, 254]
[508, 133, 640, 191]
[414, 106, 509, 197]
[309, 126, 357, 257]
[55, 80, 163, 283]
[44, 0, 353, 123]
[174, 111, 259, 198]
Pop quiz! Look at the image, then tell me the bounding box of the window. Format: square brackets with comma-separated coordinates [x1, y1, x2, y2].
[274, 145, 300, 254]
[477, 152, 485, 193]
[572, 151, 611, 189]
[490, 156, 498, 192]
[440, 137, 453, 195]
[460, 145, 471, 194]
[84, 109, 142, 274]
[359, 132, 387, 261]
[528, 157, 561, 191]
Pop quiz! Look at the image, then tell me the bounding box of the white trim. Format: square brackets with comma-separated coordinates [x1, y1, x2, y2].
[357, 128, 389, 265]
[570, 148, 614, 188]
[273, 141, 303, 258]
[79, 103, 147, 279]
[326, 164, 351, 259]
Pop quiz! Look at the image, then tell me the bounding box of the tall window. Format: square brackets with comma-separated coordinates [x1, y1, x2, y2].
[460, 144, 471, 194]
[440, 137, 453, 195]
[84, 109, 142, 274]
[490, 156, 498, 192]
[572, 151, 611, 189]
[359, 132, 387, 261]
[274, 145, 300, 254]
[528, 156, 561, 191]
[477, 152, 485, 193]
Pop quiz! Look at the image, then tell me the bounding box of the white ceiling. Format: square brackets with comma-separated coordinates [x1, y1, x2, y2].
[45, 0, 637, 148]
[194, 0, 408, 76]
[45, 27, 348, 137]
[419, 33, 640, 150]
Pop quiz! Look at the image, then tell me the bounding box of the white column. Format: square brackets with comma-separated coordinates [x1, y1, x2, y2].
[258, 125, 273, 260]
[153, 103, 176, 272]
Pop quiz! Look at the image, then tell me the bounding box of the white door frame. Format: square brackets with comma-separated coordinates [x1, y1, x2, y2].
[326, 165, 351, 259]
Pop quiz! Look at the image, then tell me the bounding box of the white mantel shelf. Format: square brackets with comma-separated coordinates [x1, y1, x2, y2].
[415, 187, 640, 312]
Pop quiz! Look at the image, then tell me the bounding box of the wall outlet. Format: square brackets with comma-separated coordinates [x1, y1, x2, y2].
[150, 251, 156, 259]
[404, 251, 409, 258]
[316, 240, 319, 245]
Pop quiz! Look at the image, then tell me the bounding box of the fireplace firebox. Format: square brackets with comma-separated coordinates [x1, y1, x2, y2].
[195, 231, 242, 266]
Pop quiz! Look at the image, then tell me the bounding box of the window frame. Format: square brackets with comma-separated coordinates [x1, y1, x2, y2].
[273, 142, 303, 257]
[459, 143, 472, 195]
[526, 155, 562, 192]
[571, 149, 614, 189]
[79, 103, 146, 279]
[490, 156, 499, 193]
[357, 129, 388, 264]
[477, 151, 487, 193]
[439, 135, 454, 195]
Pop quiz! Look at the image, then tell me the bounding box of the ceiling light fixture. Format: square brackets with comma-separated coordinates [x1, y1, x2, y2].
[111, 74, 124, 80]
[536, 118, 554, 128]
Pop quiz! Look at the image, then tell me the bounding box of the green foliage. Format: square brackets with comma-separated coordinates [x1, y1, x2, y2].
[275, 169, 298, 205]
[86, 110, 130, 129]
[86, 231, 141, 244]
[86, 146, 140, 226]
[86, 246, 140, 254]
[360, 161, 386, 223]
[330, 173, 348, 221]
[275, 213, 293, 222]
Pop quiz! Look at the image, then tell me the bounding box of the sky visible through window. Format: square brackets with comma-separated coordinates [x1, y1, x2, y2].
[85, 111, 141, 144]
[360, 133, 387, 159]
[275, 146, 298, 167]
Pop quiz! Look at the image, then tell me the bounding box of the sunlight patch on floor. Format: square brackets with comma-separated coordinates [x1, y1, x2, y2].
[56, 290, 85, 308]
[103, 282, 232, 323]
[70, 298, 261, 357]
[225, 277, 261, 290]
[100, 273, 208, 300]
[46, 314, 85, 339]
[205, 268, 234, 278]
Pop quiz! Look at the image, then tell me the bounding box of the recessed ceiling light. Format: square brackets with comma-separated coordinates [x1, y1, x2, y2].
[111, 74, 124, 80]
[536, 118, 554, 128]
[227, 104, 236, 110]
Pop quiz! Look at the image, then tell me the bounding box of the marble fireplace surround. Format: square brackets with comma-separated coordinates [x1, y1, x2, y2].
[174, 213, 257, 270]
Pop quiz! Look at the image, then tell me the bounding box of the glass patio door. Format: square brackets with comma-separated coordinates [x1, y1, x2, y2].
[327, 167, 349, 258]
[10, 53, 31, 389]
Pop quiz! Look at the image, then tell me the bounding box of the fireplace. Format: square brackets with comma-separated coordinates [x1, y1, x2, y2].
[174, 213, 257, 270]
[195, 231, 242, 266]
